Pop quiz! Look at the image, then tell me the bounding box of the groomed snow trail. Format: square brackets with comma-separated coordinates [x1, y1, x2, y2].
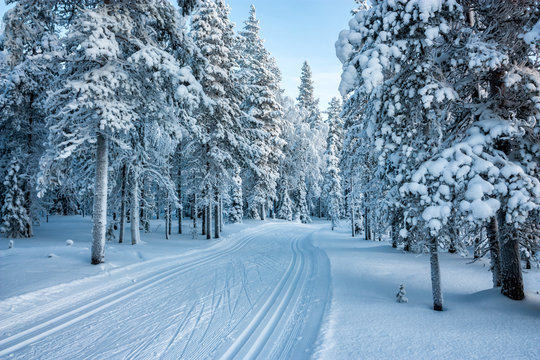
[0, 222, 330, 360]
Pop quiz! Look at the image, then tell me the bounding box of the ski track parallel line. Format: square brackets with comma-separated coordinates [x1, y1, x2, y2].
[0, 225, 277, 357]
[219, 232, 305, 360]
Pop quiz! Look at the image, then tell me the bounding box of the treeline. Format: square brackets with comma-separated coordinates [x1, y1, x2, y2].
[338, 0, 540, 308]
[0, 1, 341, 263]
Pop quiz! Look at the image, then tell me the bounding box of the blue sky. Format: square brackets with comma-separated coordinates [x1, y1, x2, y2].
[0, 0, 355, 109]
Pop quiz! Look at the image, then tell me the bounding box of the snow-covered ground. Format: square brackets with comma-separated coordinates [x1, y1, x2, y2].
[1, 217, 539, 359]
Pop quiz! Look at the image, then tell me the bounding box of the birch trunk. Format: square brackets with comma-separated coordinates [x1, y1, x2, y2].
[91, 133, 108, 264]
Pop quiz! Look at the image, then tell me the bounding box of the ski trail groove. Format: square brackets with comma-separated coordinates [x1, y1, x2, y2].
[220, 232, 307, 360]
[0, 224, 277, 357]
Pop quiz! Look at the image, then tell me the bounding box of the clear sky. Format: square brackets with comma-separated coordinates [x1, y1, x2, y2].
[0, 0, 356, 110]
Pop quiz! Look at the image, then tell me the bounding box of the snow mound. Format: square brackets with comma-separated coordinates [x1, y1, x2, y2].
[66, 239, 74, 246]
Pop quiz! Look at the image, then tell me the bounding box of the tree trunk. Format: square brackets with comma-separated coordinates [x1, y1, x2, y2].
[202, 205, 206, 236]
[23, 183, 33, 237]
[351, 202, 355, 237]
[219, 195, 223, 231]
[165, 202, 170, 240]
[391, 211, 399, 248]
[487, 216, 502, 287]
[206, 203, 211, 240]
[430, 236, 443, 311]
[91, 133, 108, 264]
[364, 207, 370, 240]
[260, 203, 266, 221]
[499, 211, 525, 300]
[177, 158, 182, 234]
[168, 203, 172, 236]
[214, 191, 220, 239]
[118, 164, 127, 244]
[130, 168, 141, 245]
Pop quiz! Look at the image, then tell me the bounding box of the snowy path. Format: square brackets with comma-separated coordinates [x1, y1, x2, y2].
[0, 222, 330, 359]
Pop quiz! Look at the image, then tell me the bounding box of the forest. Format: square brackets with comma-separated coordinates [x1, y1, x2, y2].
[0, 0, 539, 341]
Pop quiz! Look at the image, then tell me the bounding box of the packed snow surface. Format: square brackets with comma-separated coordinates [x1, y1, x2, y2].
[0, 217, 539, 359]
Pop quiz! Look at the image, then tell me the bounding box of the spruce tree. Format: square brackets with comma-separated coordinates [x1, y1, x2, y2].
[324, 98, 344, 230]
[1, 156, 31, 238]
[190, 0, 251, 236]
[238, 5, 284, 220]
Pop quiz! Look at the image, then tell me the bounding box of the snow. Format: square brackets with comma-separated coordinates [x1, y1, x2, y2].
[1, 217, 539, 359]
[313, 225, 540, 360]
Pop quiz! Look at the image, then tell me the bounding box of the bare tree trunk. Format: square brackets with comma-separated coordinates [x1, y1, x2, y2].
[192, 193, 197, 236]
[206, 203, 211, 240]
[118, 164, 127, 244]
[202, 205, 206, 236]
[168, 203, 172, 236]
[499, 210, 525, 300]
[219, 195, 223, 231]
[177, 156, 182, 234]
[430, 236, 443, 311]
[487, 216, 502, 287]
[214, 191, 220, 239]
[351, 202, 355, 237]
[391, 211, 399, 248]
[165, 201, 170, 240]
[91, 133, 108, 264]
[364, 207, 369, 240]
[260, 203, 266, 221]
[130, 168, 140, 245]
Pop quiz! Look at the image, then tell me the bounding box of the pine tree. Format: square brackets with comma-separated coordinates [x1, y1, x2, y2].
[1, 156, 31, 238]
[396, 284, 408, 303]
[338, 0, 464, 310]
[324, 98, 344, 230]
[296, 61, 326, 217]
[238, 5, 284, 220]
[40, 1, 202, 263]
[0, 0, 69, 238]
[190, 0, 251, 236]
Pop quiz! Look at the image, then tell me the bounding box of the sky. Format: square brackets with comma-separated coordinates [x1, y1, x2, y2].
[0, 0, 356, 110]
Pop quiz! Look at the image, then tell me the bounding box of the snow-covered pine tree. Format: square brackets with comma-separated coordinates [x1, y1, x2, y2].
[190, 0, 251, 236]
[323, 98, 344, 230]
[0, 0, 70, 238]
[40, 1, 202, 263]
[296, 61, 326, 217]
[401, 0, 540, 301]
[396, 284, 408, 303]
[39, 6, 134, 264]
[1, 155, 31, 238]
[337, 0, 464, 310]
[238, 5, 284, 220]
[276, 95, 298, 222]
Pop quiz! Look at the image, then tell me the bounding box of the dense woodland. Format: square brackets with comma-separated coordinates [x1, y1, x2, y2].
[0, 0, 539, 311]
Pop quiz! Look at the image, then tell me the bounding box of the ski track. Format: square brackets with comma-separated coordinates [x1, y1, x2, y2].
[0, 222, 331, 360]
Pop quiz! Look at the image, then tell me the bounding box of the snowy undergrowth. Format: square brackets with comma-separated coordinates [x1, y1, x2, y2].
[314, 224, 540, 359]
